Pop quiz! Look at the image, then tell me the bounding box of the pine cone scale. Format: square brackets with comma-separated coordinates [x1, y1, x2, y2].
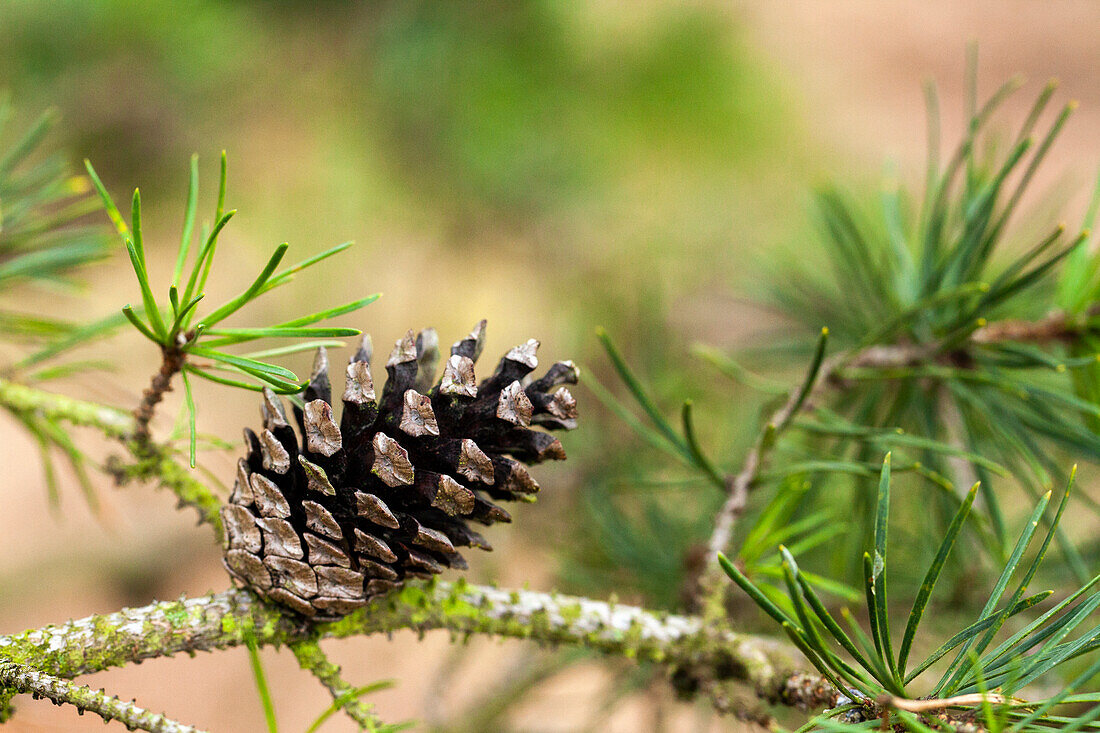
[264, 556, 319, 598]
[354, 529, 398, 562]
[255, 517, 303, 559]
[371, 433, 415, 487]
[226, 550, 272, 590]
[251, 474, 292, 518]
[303, 400, 342, 457]
[355, 491, 401, 528]
[315, 565, 365, 597]
[302, 500, 343, 539]
[304, 534, 351, 568]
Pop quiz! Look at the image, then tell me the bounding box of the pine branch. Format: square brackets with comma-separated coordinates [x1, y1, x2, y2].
[0, 583, 801, 711]
[290, 638, 382, 731]
[0, 319, 1083, 722]
[0, 319, 1080, 724]
[0, 660, 205, 733]
[695, 308, 1096, 614]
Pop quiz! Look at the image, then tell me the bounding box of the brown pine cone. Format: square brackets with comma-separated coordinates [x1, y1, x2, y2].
[220, 321, 579, 618]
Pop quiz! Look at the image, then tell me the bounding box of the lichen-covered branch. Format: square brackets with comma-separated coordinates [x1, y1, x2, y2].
[290, 638, 382, 731]
[0, 376, 808, 716]
[0, 582, 802, 707]
[0, 660, 205, 733]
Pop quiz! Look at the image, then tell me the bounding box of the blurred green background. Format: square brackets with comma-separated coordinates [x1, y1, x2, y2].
[1, 2, 1097, 731]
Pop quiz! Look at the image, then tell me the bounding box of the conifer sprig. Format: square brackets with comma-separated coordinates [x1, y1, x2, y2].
[595, 60, 1100, 611]
[0, 101, 113, 509]
[85, 154, 378, 463]
[761, 64, 1100, 577]
[0, 101, 113, 363]
[721, 456, 1100, 731]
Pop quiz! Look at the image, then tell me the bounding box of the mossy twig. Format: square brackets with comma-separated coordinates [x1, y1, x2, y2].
[290, 638, 382, 731]
[0, 582, 802, 709]
[0, 660, 205, 733]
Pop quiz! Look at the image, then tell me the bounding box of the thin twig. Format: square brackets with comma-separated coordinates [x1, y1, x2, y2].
[290, 638, 382, 731]
[696, 352, 847, 619]
[132, 344, 186, 448]
[970, 305, 1099, 344]
[881, 692, 1012, 712]
[0, 660, 205, 733]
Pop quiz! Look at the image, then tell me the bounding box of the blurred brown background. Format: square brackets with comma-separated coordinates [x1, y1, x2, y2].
[1, 2, 1098, 731]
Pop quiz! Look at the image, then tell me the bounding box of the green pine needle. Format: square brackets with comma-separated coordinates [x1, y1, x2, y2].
[244, 635, 278, 733]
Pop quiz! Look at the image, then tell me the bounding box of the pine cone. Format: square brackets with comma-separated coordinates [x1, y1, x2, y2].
[220, 321, 579, 618]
